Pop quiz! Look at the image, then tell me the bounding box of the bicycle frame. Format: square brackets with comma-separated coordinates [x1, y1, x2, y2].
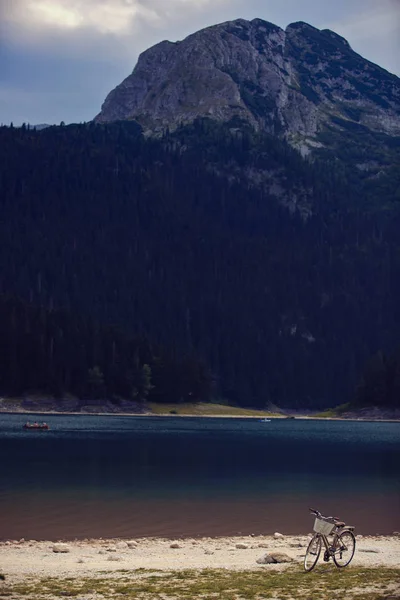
[319, 533, 335, 556]
[319, 528, 350, 558]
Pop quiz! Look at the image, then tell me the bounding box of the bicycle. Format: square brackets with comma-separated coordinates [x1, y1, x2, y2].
[304, 508, 356, 572]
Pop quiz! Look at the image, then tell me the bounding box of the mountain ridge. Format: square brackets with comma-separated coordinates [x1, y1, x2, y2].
[95, 17, 400, 157]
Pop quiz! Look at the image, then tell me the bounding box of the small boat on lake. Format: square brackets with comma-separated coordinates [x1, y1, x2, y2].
[23, 422, 49, 430]
[260, 418, 271, 422]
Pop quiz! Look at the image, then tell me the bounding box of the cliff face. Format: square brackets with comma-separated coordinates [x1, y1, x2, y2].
[95, 18, 400, 154]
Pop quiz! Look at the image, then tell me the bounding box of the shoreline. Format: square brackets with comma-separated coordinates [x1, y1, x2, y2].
[1, 396, 400, 422]
[1, 408, 400, 422]
[2, 534, 399, 600]
[1, 534, 399, 578]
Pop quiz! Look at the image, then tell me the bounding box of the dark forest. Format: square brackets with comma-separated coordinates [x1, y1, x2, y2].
[0, 120, 399, 409]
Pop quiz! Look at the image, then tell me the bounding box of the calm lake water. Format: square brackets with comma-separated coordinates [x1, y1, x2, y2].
[0, 414, 399, 540]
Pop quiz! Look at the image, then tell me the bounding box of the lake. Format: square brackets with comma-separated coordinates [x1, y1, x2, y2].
[0, 414, 399, 540]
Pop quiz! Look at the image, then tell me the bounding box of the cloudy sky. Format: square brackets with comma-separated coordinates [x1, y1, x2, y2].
[1, 0, 399, 125]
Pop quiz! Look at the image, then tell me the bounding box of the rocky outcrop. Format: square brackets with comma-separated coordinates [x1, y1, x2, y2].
[52, 543, 71, 553]
[95, 18, 400, 154]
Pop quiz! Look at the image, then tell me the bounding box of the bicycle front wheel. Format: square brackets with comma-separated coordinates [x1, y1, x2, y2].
[304, 534, 321, 572]
[333, 530, 356, 568]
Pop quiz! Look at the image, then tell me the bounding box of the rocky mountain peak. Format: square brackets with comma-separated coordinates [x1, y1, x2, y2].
[95, 17, 400, 155]
[320, 29, 351, 49]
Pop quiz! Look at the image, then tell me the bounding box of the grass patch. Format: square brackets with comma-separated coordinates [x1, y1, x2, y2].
[3, 567, 399, 599]
[314, 403, 351, 418]
[147, 402, 280, 417]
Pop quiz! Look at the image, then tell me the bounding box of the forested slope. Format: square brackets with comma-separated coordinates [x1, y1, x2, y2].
[0, 120, 399, 408]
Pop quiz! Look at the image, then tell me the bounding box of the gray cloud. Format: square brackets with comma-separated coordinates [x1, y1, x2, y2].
[1, 0, 399, 125]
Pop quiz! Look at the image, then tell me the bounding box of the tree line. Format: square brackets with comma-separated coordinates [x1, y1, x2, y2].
[0, 294, 212, 404]
[355, 349, 400, 409]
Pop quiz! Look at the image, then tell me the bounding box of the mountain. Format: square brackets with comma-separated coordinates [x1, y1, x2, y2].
[1, 19, 399, 409]
[95, 18, 400, 157]
[95, 18, 400, 212]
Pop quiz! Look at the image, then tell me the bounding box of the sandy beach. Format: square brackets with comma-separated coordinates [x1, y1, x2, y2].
[1, 534, 399, 599]
[1, 533, 399, 578]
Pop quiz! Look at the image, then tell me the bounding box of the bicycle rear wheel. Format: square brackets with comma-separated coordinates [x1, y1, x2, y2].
[333, 531, 356, 568]
[304, 535, 321, 572]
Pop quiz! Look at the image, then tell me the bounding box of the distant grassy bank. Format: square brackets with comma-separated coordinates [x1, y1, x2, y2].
[313, 403, 351, 418]
[1, 397, 399, 421]
[0, 396, 281, 418]
[147, 402, 281, 418]
[314, 403, 400, 421]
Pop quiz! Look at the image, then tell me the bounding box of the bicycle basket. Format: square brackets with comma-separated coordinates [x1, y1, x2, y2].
[313, 517, 335, 535]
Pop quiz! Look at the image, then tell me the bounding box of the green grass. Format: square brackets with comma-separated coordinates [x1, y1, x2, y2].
[314, 409, 340, 418]
[3, 566, 399, 599]
[147, 401, 280, 417]
[1, 397, 281, 418]
[314, 403, 351, 418]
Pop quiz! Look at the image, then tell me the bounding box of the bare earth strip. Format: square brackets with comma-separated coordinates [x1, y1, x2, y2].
[1, 535, 399, 599]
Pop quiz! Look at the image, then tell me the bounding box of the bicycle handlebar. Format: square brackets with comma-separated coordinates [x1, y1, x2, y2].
[309, 508, 340, 522]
